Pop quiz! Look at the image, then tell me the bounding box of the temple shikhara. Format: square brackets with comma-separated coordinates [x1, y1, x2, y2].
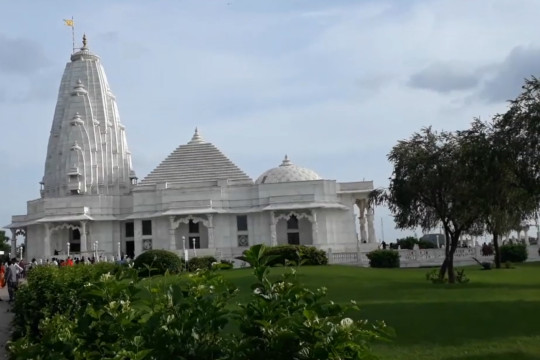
[6, 36, 376, 261]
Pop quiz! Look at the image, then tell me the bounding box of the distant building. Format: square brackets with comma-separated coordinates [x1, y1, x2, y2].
[6, 36, 377, 260]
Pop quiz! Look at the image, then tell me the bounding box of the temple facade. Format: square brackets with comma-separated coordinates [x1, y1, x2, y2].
[6, 37, 376, 261]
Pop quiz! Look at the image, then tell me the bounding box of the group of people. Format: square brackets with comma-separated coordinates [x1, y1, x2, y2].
[0, 258, 25, 303]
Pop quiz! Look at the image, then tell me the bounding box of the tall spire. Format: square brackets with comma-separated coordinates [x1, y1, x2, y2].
[42, 37, 135, 197]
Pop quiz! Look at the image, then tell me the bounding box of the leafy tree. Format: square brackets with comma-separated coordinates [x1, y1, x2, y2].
[0, 230, 11, 263]
[458, 119, 535, 268]
[493, 77, 540, 202]
[370, 128, 482, 283]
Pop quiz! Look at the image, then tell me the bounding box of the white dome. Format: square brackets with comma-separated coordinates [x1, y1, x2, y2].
[256, 155, 322, 184]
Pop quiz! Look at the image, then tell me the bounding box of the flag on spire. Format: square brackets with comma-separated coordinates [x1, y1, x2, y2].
[64, 18, 74, 27]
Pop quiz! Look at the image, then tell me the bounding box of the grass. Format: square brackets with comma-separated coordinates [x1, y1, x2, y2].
[221, 262, 540, 360]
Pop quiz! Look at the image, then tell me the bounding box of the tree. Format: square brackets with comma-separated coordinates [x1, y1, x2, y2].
[493, 77, 540, 208]
[0, 230, 11, 263]
[456, 119, 536, 268]
[370, 127, 482, 283]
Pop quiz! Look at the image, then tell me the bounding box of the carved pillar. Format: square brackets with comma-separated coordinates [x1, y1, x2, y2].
[169, 216, 177, 250]
[207, 214, 215, 249]
[80, 221, 88, 253]
[269, 211, 277, 246]
[43, 223, 51, 258]
[311, 210, 318, 245]
[10, 229, 17, 258]
[367, 207, 376, 243]
[357, 200, 367, 243]
[134, 220, 142, 257]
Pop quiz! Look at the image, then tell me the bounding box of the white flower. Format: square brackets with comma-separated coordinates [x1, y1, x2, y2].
[340, 318, 354, 328]
[100, 272, 112, 281]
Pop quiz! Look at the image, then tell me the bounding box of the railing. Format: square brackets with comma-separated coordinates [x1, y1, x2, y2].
[328, 246, 540, 267]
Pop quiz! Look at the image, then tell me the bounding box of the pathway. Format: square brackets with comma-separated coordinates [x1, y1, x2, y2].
[0, 286, 13, 360]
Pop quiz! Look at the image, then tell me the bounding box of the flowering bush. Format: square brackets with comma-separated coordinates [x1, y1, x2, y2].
[9, 245, 392, 359]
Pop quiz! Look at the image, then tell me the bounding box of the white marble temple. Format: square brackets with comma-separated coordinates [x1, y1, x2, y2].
[6, 36, 376, 261]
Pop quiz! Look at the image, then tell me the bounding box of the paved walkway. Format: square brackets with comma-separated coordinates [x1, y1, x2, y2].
[0, 286, 13, 360]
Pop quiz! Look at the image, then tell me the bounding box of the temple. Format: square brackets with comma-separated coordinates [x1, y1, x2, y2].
[6, 36, 376, 261]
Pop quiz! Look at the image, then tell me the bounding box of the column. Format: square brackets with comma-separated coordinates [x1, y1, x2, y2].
[169, 216, 177, 250]
[358, 200, 367, 243]
[207, 214, 215, 249]
[269, 211, 277, 246]
[134, 220, 142, 257]
[10, 229, 17, 258]
[311, 210, 318, 245]
[80, 221, 88, 253]
[367, 207, 376, 243]
[43, 224, 51, 258]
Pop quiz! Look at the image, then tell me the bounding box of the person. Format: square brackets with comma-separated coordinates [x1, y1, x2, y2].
[382, 241, 387, 249]
[5, 258, 23, 303]
[0, 263, 5, 300]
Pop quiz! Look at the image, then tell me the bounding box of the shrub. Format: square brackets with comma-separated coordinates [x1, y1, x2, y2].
[395, 236, 417, 250]
[11, 262, 122, 341]
[396, 237, 436, 249]
[242, 245, 328, 266]
[212, 260, 233, 271]
[133, 249, 183, 276]
[418, 240, 436, 249]
[10, 244, 391, 360]
[426, 269, 447, 284]
[232, 244, 393, 359]
[500, 243, 528, 263]
[187, 256, 217, 272]
[366, 249, 400, 268]
[455, 268, 469, 283]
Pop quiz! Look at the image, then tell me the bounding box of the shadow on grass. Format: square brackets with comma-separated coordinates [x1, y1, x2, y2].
[441, 351, 540, 360]
[359, 300, 540, 347]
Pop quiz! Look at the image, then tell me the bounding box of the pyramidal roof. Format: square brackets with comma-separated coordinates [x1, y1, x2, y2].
[140, 128, 253, 186]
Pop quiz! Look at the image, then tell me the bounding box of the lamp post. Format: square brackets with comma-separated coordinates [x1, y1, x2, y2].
[67, 242, 71, 257]
[117, 241, 121, 260]
[192, 238, 197, 257]
[182, 236, 188, 269]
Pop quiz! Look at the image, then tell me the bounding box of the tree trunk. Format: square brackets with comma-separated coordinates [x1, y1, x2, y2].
[439, 258, 448, 280]
[441, 233, 459, 284]
[438, 230, 451, 280]
[493, 232, 501, 269]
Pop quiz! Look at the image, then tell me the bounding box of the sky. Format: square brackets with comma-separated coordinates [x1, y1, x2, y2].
[2, 0, 540, 243]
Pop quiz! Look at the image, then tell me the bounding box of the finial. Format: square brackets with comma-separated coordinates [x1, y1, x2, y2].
[280, 154, 292, 166]
[188, 127, 205, 144]
[82, 34, 87, 48]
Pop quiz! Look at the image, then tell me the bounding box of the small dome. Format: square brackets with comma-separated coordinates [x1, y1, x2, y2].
[256, 155, 322, 184]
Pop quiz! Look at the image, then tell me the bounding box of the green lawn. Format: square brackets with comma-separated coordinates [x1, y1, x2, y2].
[222, 262, 540, 360]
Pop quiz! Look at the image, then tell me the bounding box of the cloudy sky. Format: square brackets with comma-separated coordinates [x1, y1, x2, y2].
[1, 0, 540, 243]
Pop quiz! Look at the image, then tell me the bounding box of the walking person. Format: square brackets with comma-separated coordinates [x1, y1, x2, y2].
[5, 258, 23, 303]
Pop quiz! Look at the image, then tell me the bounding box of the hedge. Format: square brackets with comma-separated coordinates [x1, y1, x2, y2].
[246, 245, 328, 266]
[366, 249, 400, 268]
[500, 243, 528, 263]
[187, 256, 217, 272]
[133, 249, 183, 276]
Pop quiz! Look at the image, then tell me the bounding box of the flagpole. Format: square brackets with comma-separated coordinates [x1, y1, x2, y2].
[71, 16, 75, 53]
